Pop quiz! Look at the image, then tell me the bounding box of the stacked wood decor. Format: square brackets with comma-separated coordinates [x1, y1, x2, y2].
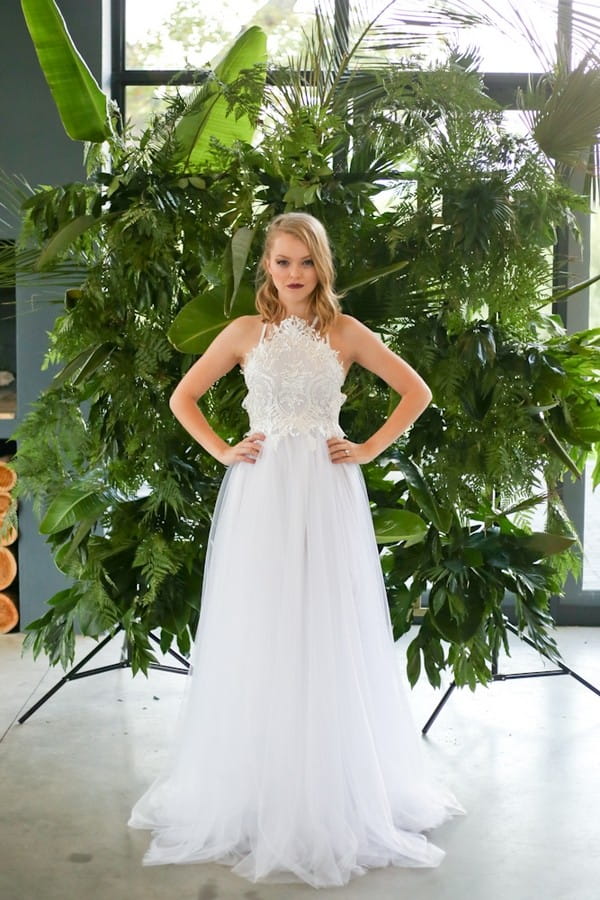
[0, 460, 18, 633]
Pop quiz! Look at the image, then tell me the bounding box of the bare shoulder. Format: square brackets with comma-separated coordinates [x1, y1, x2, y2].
[329, 314, 380, 360]
[221, 314, 262, 339]
[214, 314, 263, 362]
[332, 314, 373, 337]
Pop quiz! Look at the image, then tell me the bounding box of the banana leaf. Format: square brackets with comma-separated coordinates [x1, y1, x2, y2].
[168, 285, 256, 354]
[172, 27, 267, 170]
[21, 0, 111, 143]
[40, 484, 112, 535]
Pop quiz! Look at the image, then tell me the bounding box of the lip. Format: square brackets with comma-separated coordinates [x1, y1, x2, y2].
[287, 284, 304, 289]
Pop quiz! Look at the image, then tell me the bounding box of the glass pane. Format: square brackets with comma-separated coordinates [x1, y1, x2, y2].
[125, 0, 315, 69]
[590, 198, 600, 330]
[583, 194, 600, 591]
[445, 0, 558, 72]
[359, 0, 558, 72]
[572, 1, 600, 67]
[125, 85, 188, 135]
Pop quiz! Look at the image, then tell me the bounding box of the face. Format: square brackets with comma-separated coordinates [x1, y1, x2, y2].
[265, 232, 319, 311]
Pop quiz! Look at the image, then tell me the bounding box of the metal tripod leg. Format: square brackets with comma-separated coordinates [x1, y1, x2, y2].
[18, 629, 123, 724]
[421, 619, 600, 735]
[422, 681, 457, 735]
[18, 628, 190, 724]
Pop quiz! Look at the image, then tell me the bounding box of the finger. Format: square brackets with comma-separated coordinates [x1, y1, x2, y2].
[241, 441, 262, 462]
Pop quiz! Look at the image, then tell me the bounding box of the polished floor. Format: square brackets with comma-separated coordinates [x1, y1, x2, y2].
[1, 626, 599, 900]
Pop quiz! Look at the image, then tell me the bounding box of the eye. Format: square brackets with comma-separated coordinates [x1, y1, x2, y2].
[302, 259, 314, 267]
[275, 259, 289, 267]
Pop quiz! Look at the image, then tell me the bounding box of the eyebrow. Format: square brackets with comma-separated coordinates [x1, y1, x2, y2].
[274, 254, 313, 259]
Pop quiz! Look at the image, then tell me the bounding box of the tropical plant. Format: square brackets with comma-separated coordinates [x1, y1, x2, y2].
[6, 0, 600, 687]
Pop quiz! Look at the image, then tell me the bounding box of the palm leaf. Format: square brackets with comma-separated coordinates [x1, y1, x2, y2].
[519, 56, 600, 174]
[268, 1, 493, 125]
[0, 242, 83, 288]
[543, 270, 600, 307]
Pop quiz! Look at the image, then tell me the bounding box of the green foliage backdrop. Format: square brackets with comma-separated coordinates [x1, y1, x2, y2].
[7, 0, 600, 686]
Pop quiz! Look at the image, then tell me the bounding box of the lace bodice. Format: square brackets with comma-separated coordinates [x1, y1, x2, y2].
[241, 316, 347, 446]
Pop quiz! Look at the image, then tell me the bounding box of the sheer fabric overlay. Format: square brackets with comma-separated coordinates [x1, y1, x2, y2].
[129, 316, 464, 887]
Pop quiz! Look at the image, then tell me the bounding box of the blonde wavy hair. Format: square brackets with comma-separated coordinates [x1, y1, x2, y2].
[255, 213, 343, 332]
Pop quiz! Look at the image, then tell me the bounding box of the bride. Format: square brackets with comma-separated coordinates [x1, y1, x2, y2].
[129, 211, 463, 887]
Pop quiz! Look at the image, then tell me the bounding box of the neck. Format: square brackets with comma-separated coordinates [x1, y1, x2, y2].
[280, 304, 315, 324]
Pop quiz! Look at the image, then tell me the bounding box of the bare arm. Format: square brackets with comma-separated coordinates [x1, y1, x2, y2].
[328, 316, 432, 464]
[169, 316, 265, 465]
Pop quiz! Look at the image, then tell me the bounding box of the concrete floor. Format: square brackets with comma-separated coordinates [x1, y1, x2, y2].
[1, 627, 599, 900]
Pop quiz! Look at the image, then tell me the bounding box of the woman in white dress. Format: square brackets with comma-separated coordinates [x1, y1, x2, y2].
[129, 212, 463, 887]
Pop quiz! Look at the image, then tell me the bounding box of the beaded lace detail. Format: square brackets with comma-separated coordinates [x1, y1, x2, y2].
[241, 316, 347, 447]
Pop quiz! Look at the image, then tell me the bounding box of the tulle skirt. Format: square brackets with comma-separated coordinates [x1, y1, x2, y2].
[129, 432, 464, 887]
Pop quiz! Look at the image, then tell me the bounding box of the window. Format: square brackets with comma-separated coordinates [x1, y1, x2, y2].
[111, 0, 600, 615]
[583, 195, 600, 591]
[116, 0, 317, 132]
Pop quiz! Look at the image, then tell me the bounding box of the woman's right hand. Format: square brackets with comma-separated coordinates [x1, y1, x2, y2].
[218, 432, 266, 466]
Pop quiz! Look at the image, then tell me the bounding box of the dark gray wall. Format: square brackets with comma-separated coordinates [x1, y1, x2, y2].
[0, 0, 104, 626]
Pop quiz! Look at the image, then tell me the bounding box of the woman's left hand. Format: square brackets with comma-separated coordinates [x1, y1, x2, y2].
[326, 437, 373, 465]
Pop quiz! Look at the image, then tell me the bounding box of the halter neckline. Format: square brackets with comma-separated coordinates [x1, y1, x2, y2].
[244, 313, 343, 378]
[277, 314, 318, 328]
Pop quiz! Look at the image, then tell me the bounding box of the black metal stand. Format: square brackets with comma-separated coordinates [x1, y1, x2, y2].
[18, 627, 190, 724]
[422, 619, 600, 735]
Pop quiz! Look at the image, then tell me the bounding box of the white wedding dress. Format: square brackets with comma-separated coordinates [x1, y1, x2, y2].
[129, 315, 463, 887]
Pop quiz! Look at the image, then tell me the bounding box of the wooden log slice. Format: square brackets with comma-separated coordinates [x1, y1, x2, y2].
[0, 463, 16, 492]
[0, 592, 18, 633]
[0, 547, 17, 590]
